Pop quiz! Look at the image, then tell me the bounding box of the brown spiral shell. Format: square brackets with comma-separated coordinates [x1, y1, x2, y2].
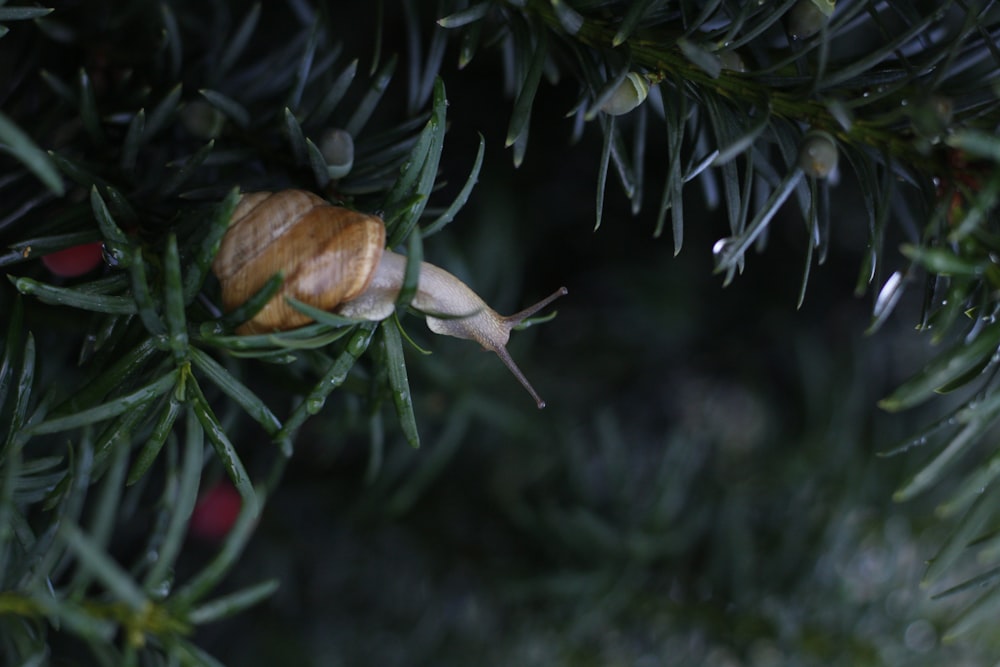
[212, 190, 385, 334]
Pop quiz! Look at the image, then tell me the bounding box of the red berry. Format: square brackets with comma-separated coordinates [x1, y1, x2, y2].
[42, 242, 104, 277]
[189, 481, 242, 541]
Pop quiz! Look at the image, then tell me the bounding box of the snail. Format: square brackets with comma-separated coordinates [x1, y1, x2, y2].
[211, 189, 568, 408]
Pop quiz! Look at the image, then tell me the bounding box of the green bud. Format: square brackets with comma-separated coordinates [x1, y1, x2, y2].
[787, 0, 835, 40]
[180, 100, 225, 139]
[599, 72, 649, 116]
[719, 50, 747, 73]
[320, 128, 354, 179]
[910, 95, 953, 142]
[798, 130, 839, 178]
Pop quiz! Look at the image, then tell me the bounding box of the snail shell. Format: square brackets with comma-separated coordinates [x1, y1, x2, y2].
[213, 190, 384, 334]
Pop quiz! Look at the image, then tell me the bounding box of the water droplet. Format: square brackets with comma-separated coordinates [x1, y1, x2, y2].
[306, 397, 325, 414]
[712, 237, 739, 271]
[149, 575, 173, 599]
[101, 242, 124, 268]
[200, 321, 225, 336]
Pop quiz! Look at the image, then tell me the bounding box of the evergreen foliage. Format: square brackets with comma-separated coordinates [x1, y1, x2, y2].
[0, 0, 999, 664]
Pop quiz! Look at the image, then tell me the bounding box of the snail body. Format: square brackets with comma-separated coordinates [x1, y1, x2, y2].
[212, 190, 567, 408]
